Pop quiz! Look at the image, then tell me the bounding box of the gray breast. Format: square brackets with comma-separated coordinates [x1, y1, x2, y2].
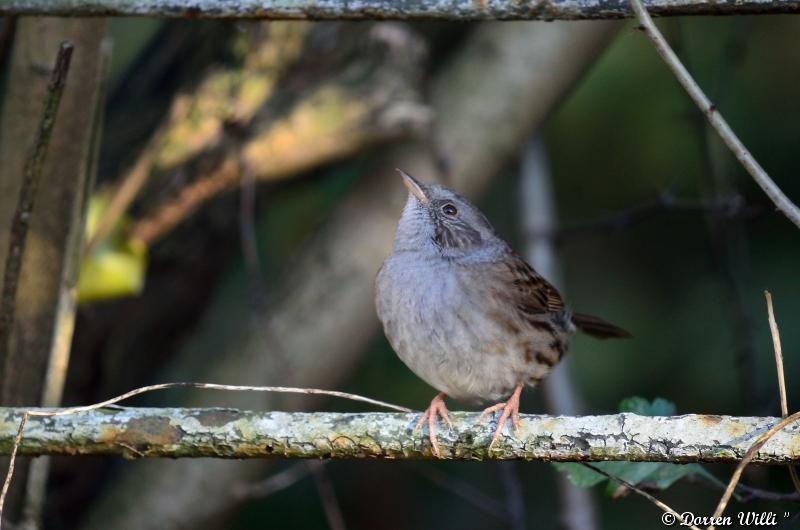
[376, 254, 569, 404]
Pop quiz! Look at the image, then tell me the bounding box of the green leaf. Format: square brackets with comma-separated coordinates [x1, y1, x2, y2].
[552, 462, 606, 488]
[647, 462, 703, 490]
[552, 396, 707, 496]
[619, 396, 676, 416]
[554, 460, 700, 496]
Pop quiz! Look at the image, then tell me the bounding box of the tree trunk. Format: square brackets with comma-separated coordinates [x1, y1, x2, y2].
[0, 18, 106, 526]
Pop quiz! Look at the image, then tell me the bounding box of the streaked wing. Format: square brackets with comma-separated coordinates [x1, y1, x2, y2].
[488, 249, 564, 315]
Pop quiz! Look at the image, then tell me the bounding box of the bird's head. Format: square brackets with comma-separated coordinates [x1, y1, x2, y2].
[393, 169, 501, 260]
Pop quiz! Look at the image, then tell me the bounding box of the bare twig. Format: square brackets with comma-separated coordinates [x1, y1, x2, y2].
[582, 463, 700, 530]
[0, 382, 411, 524]
[628, 0, 800, 230]
[0, 42, 73, 367]
[28, 382, 414, 417]
[707, 294, 800, 529]
[0, 412, 27, 530]
[764, 291, 800, 497]
[20, 37, 114, 530]
[0, 42, 74, 527]
[765, 291, 788, 417]
[709, 411, 800, 529]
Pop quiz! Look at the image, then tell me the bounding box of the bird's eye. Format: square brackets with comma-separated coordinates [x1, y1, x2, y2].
[442, 203, 458, 216]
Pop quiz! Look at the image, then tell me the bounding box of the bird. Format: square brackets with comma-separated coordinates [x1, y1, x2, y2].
[374, 169, 630, 457]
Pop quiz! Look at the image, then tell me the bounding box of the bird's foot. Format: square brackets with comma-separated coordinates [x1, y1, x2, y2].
[415, 392, 451, 458]
[479, 384, 524, 448]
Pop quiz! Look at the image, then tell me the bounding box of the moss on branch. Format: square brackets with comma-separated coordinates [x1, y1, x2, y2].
[1, 408, 798, 463]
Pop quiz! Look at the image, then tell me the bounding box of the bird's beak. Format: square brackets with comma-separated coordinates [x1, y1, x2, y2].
[397, 169, 429, 206]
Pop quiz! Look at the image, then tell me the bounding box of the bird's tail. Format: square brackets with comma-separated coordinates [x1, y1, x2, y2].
[571, 312, 632, 339]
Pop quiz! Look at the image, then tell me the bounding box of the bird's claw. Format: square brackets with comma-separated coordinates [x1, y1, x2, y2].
[416, 393, 451, 458]
[481, 385, 524, 449]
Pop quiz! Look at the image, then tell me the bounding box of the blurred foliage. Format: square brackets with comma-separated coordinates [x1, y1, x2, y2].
[77, 193, 147, 302]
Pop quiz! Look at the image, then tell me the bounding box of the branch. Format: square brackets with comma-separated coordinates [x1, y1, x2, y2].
[124, 22, 429, 247]
[629, 0, 800, 230]
[1, 409, 798, 462]
[2, 0, 800, 19]
[0, 42, 72, 375]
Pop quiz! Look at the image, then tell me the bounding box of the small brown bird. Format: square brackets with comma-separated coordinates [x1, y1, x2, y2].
[375, 170, 630, 457]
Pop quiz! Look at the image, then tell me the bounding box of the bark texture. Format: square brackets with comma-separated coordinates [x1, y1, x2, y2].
[2, 408, 798, 464]
[2, 0, 799, 19]
[0, 18, 106, 525]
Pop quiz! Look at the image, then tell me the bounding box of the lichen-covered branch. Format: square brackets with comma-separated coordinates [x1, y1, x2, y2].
[2, 0, 799, 19]
[1, 408, 798, 463]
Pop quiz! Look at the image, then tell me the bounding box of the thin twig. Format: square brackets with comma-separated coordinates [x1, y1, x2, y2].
[0, 42, 73, 377]
[709, 411, 800, 529]
[708, 295, 800, 529]
[27, 382, 414, 418]
[766, 291, 788, 417]
[0, 382, 411, 525]
[581, 463, 700, 530]
[21, 38, 115, 530]
[0, 44, 73, 528]
[0, 412, 27, 530]
[764, 291, 800, 496]
[628, 0, 800, 230]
